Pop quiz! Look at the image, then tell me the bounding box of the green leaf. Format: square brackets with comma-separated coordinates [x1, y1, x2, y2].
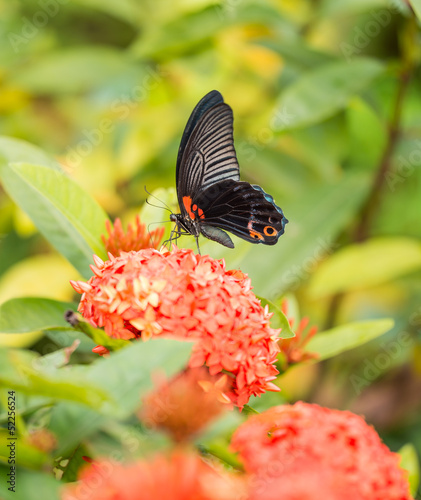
[11, 47, 145, 94]
[0, 466, 60, 500]
[130, 4, 286, 59]
[0, 298, 76, 334]
[398, 443, 420, 496]
[72, 0, 141, 24]
[50, 338, 192, 454]
[308, 238, 421, 298]
[273, 59, 384, 131]
[260, 40, 336, 70]
[346, 97, 388, 170]
[242, 404, 260, 415]
[258, 297, 295, 339]
[0, 349, 109, 408]
[320, 0, 389, 16]
[305, 318, 394, 360]
[78, 323, 129, 351]
[0, 163, 109, 277]
[0, 136, 60, 171]
[408, 0, 421, 21]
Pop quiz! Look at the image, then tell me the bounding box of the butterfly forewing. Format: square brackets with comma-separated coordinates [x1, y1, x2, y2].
[177, 100, 240, 201]
[176, 90, 224, 187]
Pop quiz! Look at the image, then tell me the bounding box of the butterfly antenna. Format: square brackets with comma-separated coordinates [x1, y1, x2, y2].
[144, 186, 173, 213]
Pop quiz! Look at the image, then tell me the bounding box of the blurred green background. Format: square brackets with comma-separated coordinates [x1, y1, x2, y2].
[1, 0, 421, 490]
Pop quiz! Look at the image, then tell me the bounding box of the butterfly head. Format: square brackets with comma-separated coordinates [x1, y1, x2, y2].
[170, 212, 200, 238]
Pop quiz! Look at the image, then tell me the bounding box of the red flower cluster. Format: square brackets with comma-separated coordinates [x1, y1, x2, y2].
[62, 452, 245, 500]
[71, 247, 280, 407]
[231, 402, 412, 500]
[101, 215, 164, 256]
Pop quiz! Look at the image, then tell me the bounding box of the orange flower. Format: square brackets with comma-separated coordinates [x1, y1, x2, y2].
[231, 402, 412, 500]
[70, 248, 280, 407]
[61, 452, 246, 500]
[278, 300, 318, 368]
[140, 367, 231, 442]
[102, 215, 164, 256]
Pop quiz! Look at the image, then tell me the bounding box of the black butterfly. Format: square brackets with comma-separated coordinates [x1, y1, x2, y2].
[170, 90, 288, 251]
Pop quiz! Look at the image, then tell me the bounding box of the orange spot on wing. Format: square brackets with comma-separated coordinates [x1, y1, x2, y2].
[264, 226, 277, 236]
[249, 229, 264, 241]
[198, 208, 205, 219]
[182, 196, 195, 220]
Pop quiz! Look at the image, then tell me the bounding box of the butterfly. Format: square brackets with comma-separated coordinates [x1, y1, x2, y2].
[170, 90, 288, 251]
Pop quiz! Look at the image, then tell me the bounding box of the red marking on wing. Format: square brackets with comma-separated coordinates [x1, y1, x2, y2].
[198, 208, 205, 219]
[183, 196, 195, 220]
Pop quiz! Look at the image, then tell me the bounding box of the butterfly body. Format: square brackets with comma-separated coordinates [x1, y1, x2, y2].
[171, 90, 288, 249]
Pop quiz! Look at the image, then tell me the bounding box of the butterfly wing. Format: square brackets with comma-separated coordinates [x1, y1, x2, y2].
[176, 91, 240, 217]
[193, 180, 288, 245]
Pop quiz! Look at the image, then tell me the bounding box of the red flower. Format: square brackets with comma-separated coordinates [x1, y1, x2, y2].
[140, 367, 231, 442]
[71, 248, 280, 407]
[278, 300, 318, 369]
[61, 452, 246, 500]
[231, 402, 412, 500]
[102, 215, 164, 255]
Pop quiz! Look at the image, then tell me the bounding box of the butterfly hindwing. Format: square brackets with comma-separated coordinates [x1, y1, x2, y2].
[191, 180, 287, 245]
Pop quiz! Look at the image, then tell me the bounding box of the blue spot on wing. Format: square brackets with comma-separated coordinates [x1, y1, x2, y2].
[251, 184, 287, 219]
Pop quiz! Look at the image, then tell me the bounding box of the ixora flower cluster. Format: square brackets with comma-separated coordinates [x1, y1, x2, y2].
[62, 452, 246, 500]
[232, 402, 412, 500]
[62, 403, 412, 500]
[71, 247, 280, 407]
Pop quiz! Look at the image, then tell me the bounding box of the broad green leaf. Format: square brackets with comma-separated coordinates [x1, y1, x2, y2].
[398, 443, 420, 496]
[260, 40, 336, 69]
[308, 238, 421, 298]
[130, 4, 286, 59]
[0, 163, 109, 277]
[347, 97, 387, 170]
[258, 297, 295, 339]
[11, 47, 145, 94]
[320, 0, 389, 16]
[305, 318, 394, 360]
[78, 322, 129, 351]
[0, 349, 109, 408]
[50, 338, 192, 454]
[0, 466, 60, 500]
[72, 0, 141, 24]
[408, 0, 421, 21]
[0, 136, 60, 171]
[273, 59, 384, 131]
[0, 298, 75, 334]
